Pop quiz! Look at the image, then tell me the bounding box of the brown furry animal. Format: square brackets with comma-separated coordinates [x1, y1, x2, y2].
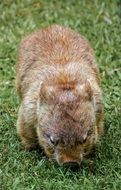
[16, 25, 103, 166]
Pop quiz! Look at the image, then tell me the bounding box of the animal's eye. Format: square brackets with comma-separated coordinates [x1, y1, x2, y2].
[82, 138, 87, 144]
[49, 136, 59, 146]
[50, 136, 55, 144]
[78, 138, 87, 145]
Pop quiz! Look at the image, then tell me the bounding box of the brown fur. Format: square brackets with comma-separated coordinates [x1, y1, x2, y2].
[16, 25, 103, 165]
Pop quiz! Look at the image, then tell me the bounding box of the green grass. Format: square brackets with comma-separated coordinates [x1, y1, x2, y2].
[0, 0, 121, 189]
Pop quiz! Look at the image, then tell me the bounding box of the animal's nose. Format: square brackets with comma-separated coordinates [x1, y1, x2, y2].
[63, 161, 79, 168]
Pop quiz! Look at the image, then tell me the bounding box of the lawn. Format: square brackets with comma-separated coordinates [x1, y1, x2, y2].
[0, 0, 121, 189]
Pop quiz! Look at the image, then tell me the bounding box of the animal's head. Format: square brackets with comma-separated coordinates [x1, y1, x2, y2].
[37, 66, 97, 166]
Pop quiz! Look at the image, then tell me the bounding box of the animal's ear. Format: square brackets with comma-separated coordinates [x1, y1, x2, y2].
[40, 83, 55, 102]
[76, 80, 93, 101]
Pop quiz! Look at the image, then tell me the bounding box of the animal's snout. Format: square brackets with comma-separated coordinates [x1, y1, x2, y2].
[63, 161, 80, 168]
[57, 152, 82, 167]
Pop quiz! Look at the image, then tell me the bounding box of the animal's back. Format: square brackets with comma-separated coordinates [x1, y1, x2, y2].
[16, 25, 99, 97]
